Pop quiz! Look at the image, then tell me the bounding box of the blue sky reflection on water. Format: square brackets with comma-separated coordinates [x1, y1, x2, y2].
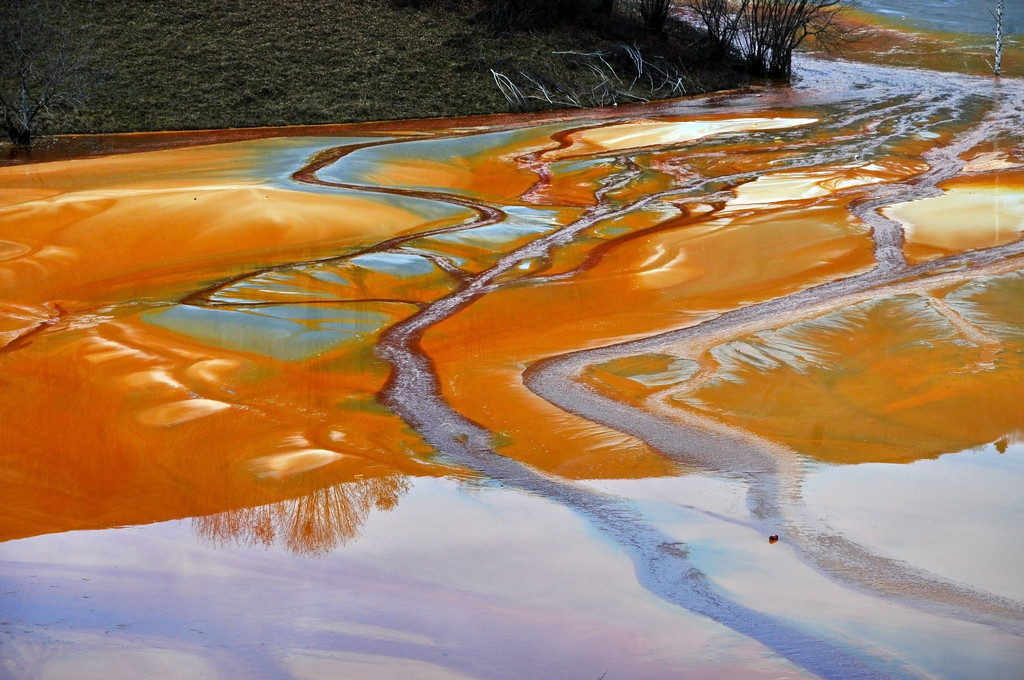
[141, 303, 402, 362]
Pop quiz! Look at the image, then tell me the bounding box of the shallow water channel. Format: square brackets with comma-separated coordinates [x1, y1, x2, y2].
[2, 42, 1024, 680]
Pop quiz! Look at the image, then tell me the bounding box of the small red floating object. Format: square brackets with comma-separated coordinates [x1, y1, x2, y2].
[768, 534, 779, 543]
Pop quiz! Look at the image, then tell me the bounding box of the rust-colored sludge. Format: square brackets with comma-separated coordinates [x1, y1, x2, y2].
[3, 49, 1024, 679]
[1, 91, 1023, 559]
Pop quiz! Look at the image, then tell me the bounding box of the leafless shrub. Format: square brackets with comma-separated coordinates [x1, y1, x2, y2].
[492, 44, 693, 111]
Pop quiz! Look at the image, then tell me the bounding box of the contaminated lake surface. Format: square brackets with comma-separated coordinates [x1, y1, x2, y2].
[2, 8, 1024, 680]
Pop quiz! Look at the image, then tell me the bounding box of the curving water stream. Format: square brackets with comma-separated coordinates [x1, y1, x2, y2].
[2, 27, 1024, 680]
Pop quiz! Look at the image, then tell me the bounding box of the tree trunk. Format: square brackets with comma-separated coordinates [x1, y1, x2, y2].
[994, 0, 1004, 76]
[3, 114, 32, 146]
[13, 128, 31, 146]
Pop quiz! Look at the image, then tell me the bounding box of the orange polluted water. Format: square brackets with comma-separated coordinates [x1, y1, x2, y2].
[2, 58, 1024, 678]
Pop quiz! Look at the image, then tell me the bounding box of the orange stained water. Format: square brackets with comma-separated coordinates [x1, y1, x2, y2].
[0, 140, 462, 542]
[3, 101, 1023, 528]
[2, 52, 1024, 679]
[828, 9, 1024, 77]
[660, 284, 1024, 464]
[890, 169, 1024, 260]
[422, 197, 878, 475]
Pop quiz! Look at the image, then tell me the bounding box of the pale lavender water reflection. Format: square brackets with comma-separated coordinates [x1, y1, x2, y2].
[3, 444, 1023, 679]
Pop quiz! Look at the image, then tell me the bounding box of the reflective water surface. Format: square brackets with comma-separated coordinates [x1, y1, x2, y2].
[856, 0, 1023, 35]
[2, 38, 1024, 680]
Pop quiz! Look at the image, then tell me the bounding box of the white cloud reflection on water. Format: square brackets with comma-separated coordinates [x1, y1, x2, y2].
[580, 442, 1024, 679]
[0, 478, 810, 680]
[802, 441, 1024, 602]
[4, 444, 1023, 678]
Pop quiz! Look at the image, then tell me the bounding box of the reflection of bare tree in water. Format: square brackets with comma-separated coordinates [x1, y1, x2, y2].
[193, 475, 409, 557]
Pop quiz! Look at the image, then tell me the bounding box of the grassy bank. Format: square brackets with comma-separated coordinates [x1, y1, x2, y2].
[47, 0, 743, 136]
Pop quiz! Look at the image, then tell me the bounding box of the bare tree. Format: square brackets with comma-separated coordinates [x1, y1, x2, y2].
[0, 0, 90, 146]
[688, 0, 850, 80]
[990, 0, 1004, 76]
[742, 0, 848, 78]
